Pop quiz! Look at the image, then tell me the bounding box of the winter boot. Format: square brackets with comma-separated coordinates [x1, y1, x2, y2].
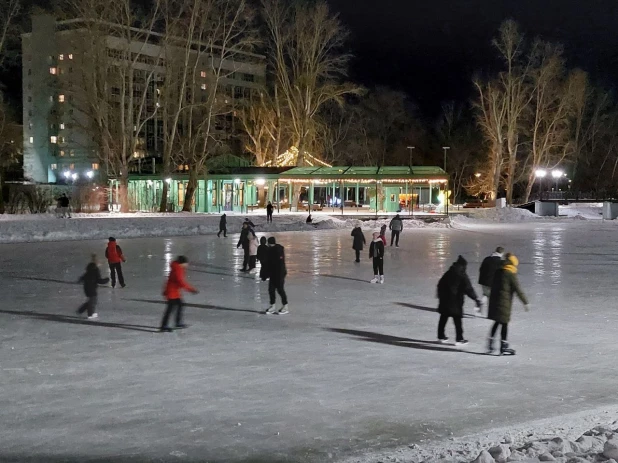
[500, 340, 516, 356]
[487, 337, 495, 354]
[379, 276, 384, 284]
[370, 275, 379, 284]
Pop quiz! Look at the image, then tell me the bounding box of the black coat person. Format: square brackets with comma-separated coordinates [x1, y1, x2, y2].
[478, 247, 504, 296]
[77, 255, 109, 318]
[237, 224, 252, 271]
[351, 226, 366, 263]
[217, 214, 227, 237]
[266, 202, 274, 223]
[436, 255, 481, 344]
[264, 237, 289, 314]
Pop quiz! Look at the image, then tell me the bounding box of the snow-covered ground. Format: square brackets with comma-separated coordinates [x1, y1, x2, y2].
[2, 219, 618, 462]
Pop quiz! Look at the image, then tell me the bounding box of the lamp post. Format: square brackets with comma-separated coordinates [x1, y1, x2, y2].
[535, 169, 547, 200]
[551, 169, 563, 192]
[407, 146, 415, 166]
[442, 147, 450, 216]
[442, 146, 450, 173]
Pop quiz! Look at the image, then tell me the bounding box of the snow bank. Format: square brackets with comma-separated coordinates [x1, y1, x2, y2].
[559, 203, 603, 220]
[0, 212, 447, 243]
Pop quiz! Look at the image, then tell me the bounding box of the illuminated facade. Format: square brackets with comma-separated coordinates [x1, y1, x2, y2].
[120, 166, 449, 213]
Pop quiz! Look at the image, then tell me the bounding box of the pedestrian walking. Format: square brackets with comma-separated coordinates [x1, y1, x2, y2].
[389, 214, 404, 247]
[77, 254, 110, 319]
[160, 256, 198, 332]
[257, 236, 269, 281]
[217, 213, 227, 237]
[56, 193, 71, 218]
[369, 231, 385, 284]
[478, 246, 504, 312]
[264, 237, 288, 314]
[487, 254, 529, 355]
[105, 237, 126, 288]
[351, 225, 366, 263]
[266, 202, 274, 223]
[249, 234, 259, 272]
[237, 223, 252, 272]
[436, 255, 481, 346]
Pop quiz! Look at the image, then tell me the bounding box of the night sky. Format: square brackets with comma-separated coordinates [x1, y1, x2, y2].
[327, 0, 618, 115]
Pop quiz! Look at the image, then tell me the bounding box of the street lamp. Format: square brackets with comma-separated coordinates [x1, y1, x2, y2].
[407, 146, 415, 166]
[552, 169, 563, 191]
[442, 146, 450, 172]
[535, 169, 547, 199]
[86, 170, 94, 179]
[475, 173, 481, 178]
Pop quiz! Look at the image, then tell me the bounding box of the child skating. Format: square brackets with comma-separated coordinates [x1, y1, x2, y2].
[369, 232, 385, 284]
[77, 254, 110, 320]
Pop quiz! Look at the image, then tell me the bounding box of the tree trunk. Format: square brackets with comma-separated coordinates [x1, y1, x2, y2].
[119, 174, 130, 213]
[159, 181, 169, 213]
[492, 143, 502, 200]
[182, 168, 198, 212]
[0, 170, 5, 214]
[523, 172, 535, 203]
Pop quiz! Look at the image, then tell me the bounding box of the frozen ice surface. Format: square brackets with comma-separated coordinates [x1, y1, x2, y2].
[1, 220, 618, 462]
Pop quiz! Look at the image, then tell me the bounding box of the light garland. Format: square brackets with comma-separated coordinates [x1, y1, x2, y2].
[277, 178, 447, 185]
[261, 146, 333, 168]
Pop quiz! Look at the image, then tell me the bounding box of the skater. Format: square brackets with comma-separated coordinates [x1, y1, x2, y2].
[369, 231, 385, 284]
[105, 237, 126, 288]
[478, 246, 504, 312]
[306, 214, 313, 224]
[487, 254, 529, 355]
[217, 213, 227, 237]
[389, 214, 404, 247]
[266, 202, 274, 223]
[264, 237, 288, 314]
[351, 225, 366, 263]
[257, 236, 269, 281]
[77, 254, 110, 319]
[160, 255, 199, 332]
[249, 234, 259, 272]
[237, 223, 251, 272]
[379, 224, 387, 246]
[436, 255, 481, 346]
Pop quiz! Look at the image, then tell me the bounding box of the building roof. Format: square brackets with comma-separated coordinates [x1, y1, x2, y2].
[279, 166, 447, 180]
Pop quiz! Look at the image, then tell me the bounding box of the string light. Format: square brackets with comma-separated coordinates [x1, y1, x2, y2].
[261, 146, 333, 168]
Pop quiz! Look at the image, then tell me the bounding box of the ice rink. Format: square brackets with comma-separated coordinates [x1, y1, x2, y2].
[1, 221, 617, 462]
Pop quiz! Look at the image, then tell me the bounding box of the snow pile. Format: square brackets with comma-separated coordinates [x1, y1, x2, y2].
[559, 203, 603, 220]
[0, 212, 448, 243]
[467, 207, 541, 222]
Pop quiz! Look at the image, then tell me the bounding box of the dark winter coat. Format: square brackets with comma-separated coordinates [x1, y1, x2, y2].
[58, 195, 69, 207]
[79, 263, 109, 298]
[237, 228, 250, 249]
[219, 215, 227, 229]
[369, 239, 384, 260]
[478, 253, 503, 287]
[266, 204, 273, 214]
[488, 265, 528, 324]
[351, 227, 366, 251]
[389, 216, 403, 231]
[264, 244, 287, 282]
[437, 260, 479, 317]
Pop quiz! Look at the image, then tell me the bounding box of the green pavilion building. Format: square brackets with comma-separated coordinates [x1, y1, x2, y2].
[114, 165, 449, 214]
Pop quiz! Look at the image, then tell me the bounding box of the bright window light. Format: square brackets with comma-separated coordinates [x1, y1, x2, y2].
[50, 136, 57, 144]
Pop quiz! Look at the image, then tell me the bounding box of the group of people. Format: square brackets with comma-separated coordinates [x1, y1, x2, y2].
[436, 247, 529, 355]
[349, 214, 405, 284]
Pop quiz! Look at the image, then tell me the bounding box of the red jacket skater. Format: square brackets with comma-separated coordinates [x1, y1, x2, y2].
[163, 260, 196, 300]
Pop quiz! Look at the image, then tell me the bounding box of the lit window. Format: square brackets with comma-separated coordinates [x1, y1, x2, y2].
[69, 149, 75, 157]
[29, 136, 34, 144]
[60, 150, 65, 157]
[201, 84, 206, 90]
[49, 67, 57, 75]
[59, 54, 64, 60]
[68, 54, 73, 60]
[200, 71, 206, 78]
[58, 94, 65, 103]
[60, 123, 65, 130]
[92, 163, 99, 170]
[50, 136, 57, 144]
[51, 163, 58, 170]
[69, 163, 75, 169]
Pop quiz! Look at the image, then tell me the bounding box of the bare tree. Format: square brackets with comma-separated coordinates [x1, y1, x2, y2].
[66, 0, 165, 211]
[0, 0, 20, 68]
[0, 97, 21, 213]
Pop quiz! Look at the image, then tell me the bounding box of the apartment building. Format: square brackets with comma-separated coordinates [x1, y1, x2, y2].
[22, 15, 266, 183]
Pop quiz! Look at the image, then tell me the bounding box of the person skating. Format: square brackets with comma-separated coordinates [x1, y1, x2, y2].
[478, 246, 505, 313]
[264, 237, 288, 314]
[105, 237, 126, 288]
[217, 213, 227, 237]
[351, 226, 366, 263]
[237, 223, 252, 272]
[389, 214, 404, 247]
[160, 255, 199, 332]
[266, 202, 274, 223]
[257, 236, 269, 281]
[369, 232, 385, 284]
[249, 234, 259, 272]
[436, 255, 482, 346]
[77, 254, 110, 319]
[487, 254, 529, 355]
